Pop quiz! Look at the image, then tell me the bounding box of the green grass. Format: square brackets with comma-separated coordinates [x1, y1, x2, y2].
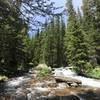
[87, 67, 100, 79]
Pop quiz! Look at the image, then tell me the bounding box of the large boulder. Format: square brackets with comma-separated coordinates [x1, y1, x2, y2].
[55, 76, 82, 87]
[0, 76, 8, 82]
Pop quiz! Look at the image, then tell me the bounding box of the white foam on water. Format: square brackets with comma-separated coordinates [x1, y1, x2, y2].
[53, 68, 76, 77]
[53, 68, 100, 88]
[34, 87, 49, 92]
[7, 76, 30, 87]
[73, 76, 100, 88]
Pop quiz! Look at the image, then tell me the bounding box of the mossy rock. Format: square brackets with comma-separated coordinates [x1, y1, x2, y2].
[0, 76, 8, 82]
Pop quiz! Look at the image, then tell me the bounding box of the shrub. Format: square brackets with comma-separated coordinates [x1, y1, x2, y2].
[72, 62, 93, 75]
[37, 66, 51, 77]
[86, 67, 100, 79]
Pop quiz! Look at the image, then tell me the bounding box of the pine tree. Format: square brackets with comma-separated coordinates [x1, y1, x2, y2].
[54, 15, 66, 67]
[82, 0, 100, 65]
[31, 16, 66, 68]
[92, 0, 100, 47]
[82, 0, 95, 56]
[45, 18, 58, 67]
[44, 16, 66, 67]
[64, 0, 89, 72]
[32, 29, 41, 66]
[0, 0, 28, 75]
[92, 0, 100, 64]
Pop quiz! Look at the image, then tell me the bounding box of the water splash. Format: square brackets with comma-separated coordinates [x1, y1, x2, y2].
[6, 76, 30, 87]
[53, 68, 76, 77]
[53, 68, 100, 88]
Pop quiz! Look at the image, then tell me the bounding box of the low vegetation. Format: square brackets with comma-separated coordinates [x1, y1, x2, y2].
[37, 67, 51, 77]
[86, 67, 100, 79]
[36, 64, 52, 77]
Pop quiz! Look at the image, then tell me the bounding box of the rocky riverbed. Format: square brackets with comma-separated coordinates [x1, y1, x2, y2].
[0, 67, 100, 100]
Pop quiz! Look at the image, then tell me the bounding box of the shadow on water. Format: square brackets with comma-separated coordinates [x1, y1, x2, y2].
[0, 82, 5, 94]
[40, 95, 80, 100]
[41, 90, 100, 100]
[77, 90, 100, 100]
[1, 90, 100, 100]
[0, 82, 8, 100]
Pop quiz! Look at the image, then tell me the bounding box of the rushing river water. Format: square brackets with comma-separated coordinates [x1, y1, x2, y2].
[0, 68, 100, 100]
[53, 68, 100, 88]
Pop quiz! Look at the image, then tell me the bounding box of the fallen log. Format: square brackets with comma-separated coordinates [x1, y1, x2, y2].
[55, 76, 82, 87]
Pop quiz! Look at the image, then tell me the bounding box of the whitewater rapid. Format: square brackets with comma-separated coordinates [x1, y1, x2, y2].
[53, 68, 100, 88]
[6, 68, 100, 88]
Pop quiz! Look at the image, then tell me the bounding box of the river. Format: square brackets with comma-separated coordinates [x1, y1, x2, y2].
[0, 68, 100, 100]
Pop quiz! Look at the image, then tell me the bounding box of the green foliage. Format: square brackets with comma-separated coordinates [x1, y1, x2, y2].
[32, 16, 66, 68]
[37, 66, 51, 77]
[25, 0, 100, 75]
[0, 0, 28, 75]
[85, 62, 93, 71]
[66, 0, 100, 74]
[64, 0, 89, 73]
[87, 67, 100, 79]
[1, 0, 100, 77]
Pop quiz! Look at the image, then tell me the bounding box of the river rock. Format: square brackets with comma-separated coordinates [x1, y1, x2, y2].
[35, 82, 47, 87]
[34, 87, 50, 93]
[15, 93, 27, 100]
[27, 87, 50, 100]
[71, 83, 79, 87]
[57, 83, 68, 89]
[29, 68, 35, 74]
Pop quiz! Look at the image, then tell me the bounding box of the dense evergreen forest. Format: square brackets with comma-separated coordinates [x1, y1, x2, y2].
[0, 0, 100, 78]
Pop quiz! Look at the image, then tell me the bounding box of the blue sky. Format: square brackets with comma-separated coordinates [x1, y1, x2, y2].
[30, 0, 83, 36]
[73, 0, 82, 10]
[52, 0, 82, 11]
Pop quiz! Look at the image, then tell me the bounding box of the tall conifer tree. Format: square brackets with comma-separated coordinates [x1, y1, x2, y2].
[64, 0, 89, 72]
